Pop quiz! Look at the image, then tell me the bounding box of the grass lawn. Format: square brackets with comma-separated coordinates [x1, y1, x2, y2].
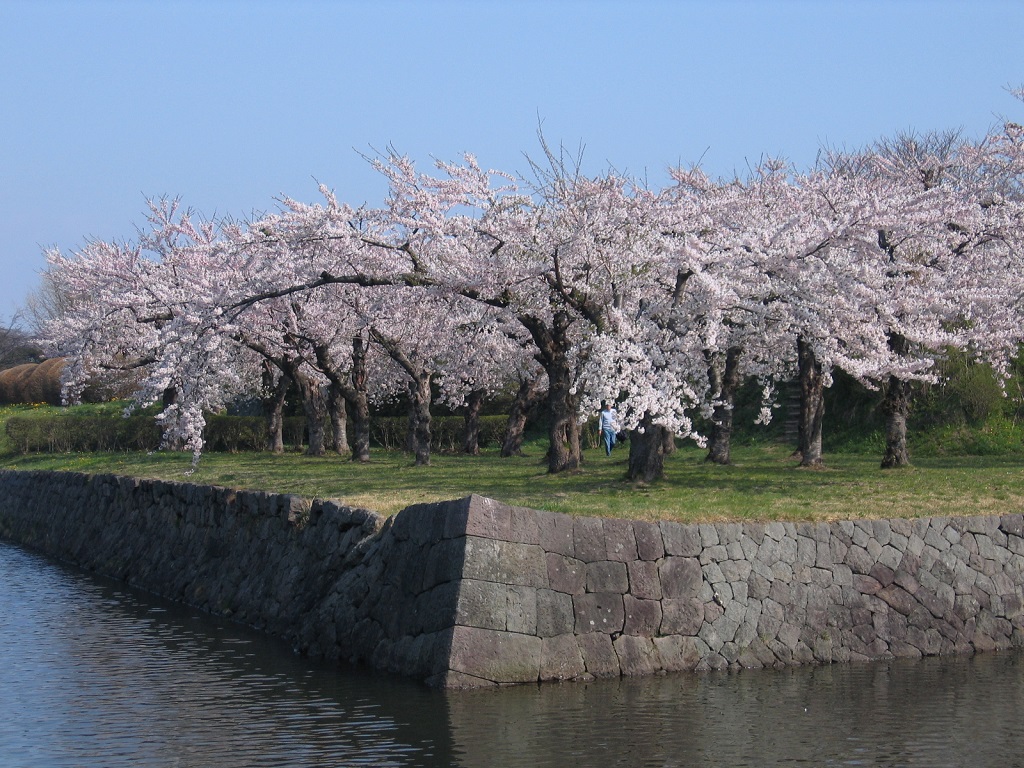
[2, 427, 1023, 522]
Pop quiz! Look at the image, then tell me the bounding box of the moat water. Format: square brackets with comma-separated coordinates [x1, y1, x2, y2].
[2, 539, 1023, 767]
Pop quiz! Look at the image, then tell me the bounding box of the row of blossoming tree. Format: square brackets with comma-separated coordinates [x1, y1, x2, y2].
[40, 96, 1024, 482]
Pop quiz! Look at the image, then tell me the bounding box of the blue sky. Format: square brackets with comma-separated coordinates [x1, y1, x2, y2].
[2, 0, 1021, 323]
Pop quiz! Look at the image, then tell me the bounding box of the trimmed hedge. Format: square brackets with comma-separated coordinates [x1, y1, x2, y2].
[6, 412, 510, 454]
[5, 413, 162, 453]
[370, 415, 508, 452]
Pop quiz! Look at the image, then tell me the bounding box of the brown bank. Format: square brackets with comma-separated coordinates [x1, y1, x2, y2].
[0, 469, 1022, 687]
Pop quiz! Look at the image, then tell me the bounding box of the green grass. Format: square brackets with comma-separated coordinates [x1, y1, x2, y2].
[2, 431, 1023, 523]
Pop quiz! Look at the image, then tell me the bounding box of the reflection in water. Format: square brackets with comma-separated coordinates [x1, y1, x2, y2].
[2, 539, 1024, 767]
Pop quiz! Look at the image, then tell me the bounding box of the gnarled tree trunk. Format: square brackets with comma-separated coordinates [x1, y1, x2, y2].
[523, 311, 582, 474]
[261, 363, 289, 454]
[294, 369, 327, 457]
[328, 382, 349, 455]
[705, 346, 743, 465]
[627, 414, 668, 483]
[881, 333, 912, 469]
[501, 375, 545, 457]
[406, 374, 432, 466]
[462, 389, 485, 455]
[347, 335, 371, 463]
[797, 336, 825, 467]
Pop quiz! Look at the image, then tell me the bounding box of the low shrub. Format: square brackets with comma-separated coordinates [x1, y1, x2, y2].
[370, 415, 507, 452]
[5, 413, 162, 453]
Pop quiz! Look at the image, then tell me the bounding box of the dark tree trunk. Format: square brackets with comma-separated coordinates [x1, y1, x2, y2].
[797, 336, 825, 467]
[295, 370, 326, 457]
[501, 375, 544, 457]
[406, 374, 432, 466]
[705, 346, 743, 465]
[627, 415, 668, 483]
[261, 365, 289, 455]
[881, 333, 912, 469]
[545, 354, 582, 473]
[347, 335, 371, 463]
[462, 389, 485, 455]
[662, 430, 677, 455]
[522, 311, 581, 474]
[371, 328, 432, 466]
[327, 382, 349, 455]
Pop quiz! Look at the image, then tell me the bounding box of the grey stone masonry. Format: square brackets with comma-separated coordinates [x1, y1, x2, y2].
[1, 470, 1023, 688]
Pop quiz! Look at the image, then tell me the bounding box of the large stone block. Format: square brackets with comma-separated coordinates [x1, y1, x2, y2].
[602, 517, 639, 562]
[537, 510, 575, 557]
[628, 560, 663, 600]
[661, 597, 703, 636]
[506, 585, 538, 635]
[420, 536, 466, 592]
[660, 556, 703, 599]
[447, 625, 542, 684]
[586, 560, 629, 594]
[623, 595, 662, 636]
[632, 520, 665, 560]
[462, 536, 548, 588]
[577, 632, 620, 677]
[573, 517, 606, 562]
[573, 592, 625, 634]
[614, 635, 660, 676]
[546, 552, 586, 594]
[661, 521, 701, 556]
[540, 634, 586, 680]
[653, 635, 703, 671]
[455, 578, 508, 630]
[536, 589, 575, 637]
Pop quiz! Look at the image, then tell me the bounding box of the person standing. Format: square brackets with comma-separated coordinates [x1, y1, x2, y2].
[599, 401, 619, 456]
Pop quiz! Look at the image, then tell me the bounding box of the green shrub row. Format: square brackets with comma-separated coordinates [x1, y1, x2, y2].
[5, 413, 163, 453]
[6, 412, 510, 454]
[370, 415, 508, 452]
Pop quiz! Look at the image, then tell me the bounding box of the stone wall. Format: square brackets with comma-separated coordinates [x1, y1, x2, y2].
[1, 469, 1023, 688]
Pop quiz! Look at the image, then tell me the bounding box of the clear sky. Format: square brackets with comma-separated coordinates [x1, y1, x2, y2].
[2, 0, 1021, 324]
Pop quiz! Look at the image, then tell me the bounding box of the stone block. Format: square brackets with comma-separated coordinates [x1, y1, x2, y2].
[447, 625, 542, 684]
[587, 560, 629, 594]
[573, 592, 625, 634]
[628, 560, 663, 600]
[455, 578, 508, 631]
[878, 584, 917, 617]
[577, 632, 620, 677]
[1000, 514, 1024, 538]
[653, 635, 702, 671]
[462, 537, 548, 588]
[547, 552, 586, 594]
[412, 581, 460, 634]
[869, 563, 895, 587]
[573, 517, 606, 563]
[614, 635, 660, 676]
[660, 556, 703, 599]
[537, 589, 576, 637]
[603, 517, 639, 562]
[540, 634, 586, 680]
[661, 521, 702, 556]
[623, 595, 662, 636]
[420, 536, 466, 591]
[632, 520, 665, 560]
[506, 585, 538, 635]
[661, 597, 703, 636]
[537, 509, 575, 557]
[461, 495, 515, 540]
[510, 506, 541, 545]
